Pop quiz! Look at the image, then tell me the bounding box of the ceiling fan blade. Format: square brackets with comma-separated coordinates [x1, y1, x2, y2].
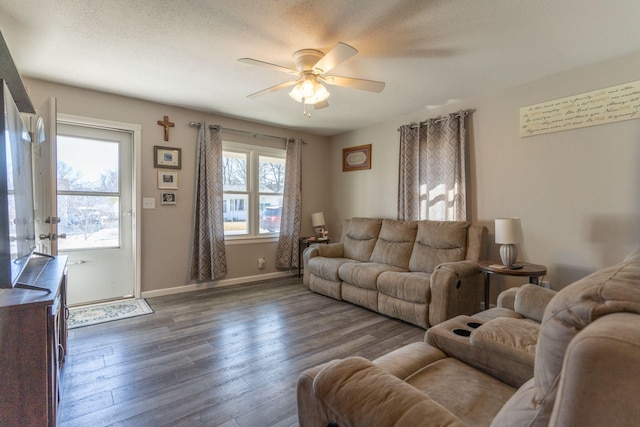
[238, 58, 299, 76]
[314, 100, 329, 110]
[312, 42, 358, 74]
[247, 80, 298, 98]
[321, 75, 385, 93]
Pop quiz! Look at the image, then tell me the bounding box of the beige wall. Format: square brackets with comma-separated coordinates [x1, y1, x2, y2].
[24, 78, 331, 296]
[329, 51, 640, 296]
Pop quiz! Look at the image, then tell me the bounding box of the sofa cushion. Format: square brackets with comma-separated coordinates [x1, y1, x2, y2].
[339, 262, 405, 290]
[342, 217, 383, 262]
[470, 317, 539, 367]
[308, 256, 356, 282]
[409, 220, 469, 273]
[377, 271, 431, 304]
[406, 358, 516, 426]
[370, 219, 418, 269]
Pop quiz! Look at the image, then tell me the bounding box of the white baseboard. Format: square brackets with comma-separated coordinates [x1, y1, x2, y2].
[141, 271, 298, 299]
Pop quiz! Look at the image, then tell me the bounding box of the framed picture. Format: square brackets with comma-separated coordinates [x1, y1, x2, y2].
[154, 145, 181, 169]
[342, 144, 372, 172]
[157, 171, 178, 189]
[161, 192, 176, 205]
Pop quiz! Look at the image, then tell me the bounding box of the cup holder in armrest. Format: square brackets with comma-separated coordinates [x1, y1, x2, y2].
[452, 328, 471, 337]
[466, 322, 482, 329]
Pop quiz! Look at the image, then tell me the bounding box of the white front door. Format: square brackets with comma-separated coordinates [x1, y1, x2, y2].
[32, 98, 58, 255]
[56, 121, 135, 306]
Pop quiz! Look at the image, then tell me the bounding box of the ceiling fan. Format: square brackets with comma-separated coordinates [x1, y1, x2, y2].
[238, 42, 385, 115]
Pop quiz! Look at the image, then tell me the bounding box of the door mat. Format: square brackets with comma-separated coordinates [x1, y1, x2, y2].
[68, 298, 154, 329]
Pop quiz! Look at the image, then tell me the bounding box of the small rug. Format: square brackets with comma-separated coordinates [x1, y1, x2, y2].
[68, 298, 154, 329]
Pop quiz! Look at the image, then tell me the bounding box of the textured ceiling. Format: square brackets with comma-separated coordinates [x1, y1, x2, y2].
[1, 0, 640, 136]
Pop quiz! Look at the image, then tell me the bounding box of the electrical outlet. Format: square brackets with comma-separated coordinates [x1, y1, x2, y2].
[258, 257, 266, 269]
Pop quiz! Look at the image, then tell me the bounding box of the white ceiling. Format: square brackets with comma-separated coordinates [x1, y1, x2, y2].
[2, 0, 640, 136]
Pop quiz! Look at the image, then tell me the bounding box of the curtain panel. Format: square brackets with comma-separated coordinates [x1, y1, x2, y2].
[275, 138, 302, 270]
[398, 112, 468, 221]
[190, 123, 228, 281]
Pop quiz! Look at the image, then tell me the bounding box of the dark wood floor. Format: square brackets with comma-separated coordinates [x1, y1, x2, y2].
[59, 277, 425, 427]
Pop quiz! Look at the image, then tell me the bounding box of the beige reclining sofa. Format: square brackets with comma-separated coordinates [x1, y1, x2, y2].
[297, 249, 640, 427]
[303, 217, 487, 328]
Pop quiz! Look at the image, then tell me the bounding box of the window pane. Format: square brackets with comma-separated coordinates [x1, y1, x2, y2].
[57, 136, 119, 192]
[58, 195, 119, 250]
[223, 151, 247, 192]
[259, 195, 283, 234]
[259, 155, 285, 193]
[223, 194, 248, 235]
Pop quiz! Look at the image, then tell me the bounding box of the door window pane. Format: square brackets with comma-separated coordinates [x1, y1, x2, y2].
[57, 195, 119, 250]
[57, 136, 119, 192]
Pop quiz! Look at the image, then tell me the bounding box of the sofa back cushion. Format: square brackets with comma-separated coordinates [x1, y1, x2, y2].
[370, 219, 418, 269]
[342, 217, 383, 262]
[409, 220, 469, 273]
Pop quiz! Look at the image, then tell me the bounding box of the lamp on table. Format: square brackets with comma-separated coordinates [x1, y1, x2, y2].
[311, 212, 328, 240]
[495, 217, 523, 269]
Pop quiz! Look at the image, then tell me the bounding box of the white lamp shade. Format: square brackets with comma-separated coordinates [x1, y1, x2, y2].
[495, 218, 523, 244]
[311, 212, 325, 227]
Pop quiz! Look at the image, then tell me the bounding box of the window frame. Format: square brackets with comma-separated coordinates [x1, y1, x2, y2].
[222, 141, 286, 243]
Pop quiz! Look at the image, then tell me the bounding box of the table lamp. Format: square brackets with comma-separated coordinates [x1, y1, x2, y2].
[311, 212, 326, 240]
[495, 218, 523, 268]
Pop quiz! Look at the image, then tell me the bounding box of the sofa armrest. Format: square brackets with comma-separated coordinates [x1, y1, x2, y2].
[429, 260, 484, 326]
[303, 243, 345, 287]
[313, 357, 466, 427]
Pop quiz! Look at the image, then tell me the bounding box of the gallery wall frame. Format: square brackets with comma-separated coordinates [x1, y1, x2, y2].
[157, 171, 178, 189]
[342, 144, 372, 172]
[154, 145, 181, 169]
[161, 192, 176, 205]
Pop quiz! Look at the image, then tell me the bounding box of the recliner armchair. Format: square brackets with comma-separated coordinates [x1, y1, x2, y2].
[297, 250, 640, 426]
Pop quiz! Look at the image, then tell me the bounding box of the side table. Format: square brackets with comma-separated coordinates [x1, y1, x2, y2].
[298, 237, 330, 277]
[477, 260, 547, 310]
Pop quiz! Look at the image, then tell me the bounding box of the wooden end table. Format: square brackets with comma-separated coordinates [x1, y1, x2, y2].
[478, 260, 547, 310]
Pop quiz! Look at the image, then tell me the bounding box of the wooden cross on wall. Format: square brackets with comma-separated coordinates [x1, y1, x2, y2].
[157, 116, 175, 141]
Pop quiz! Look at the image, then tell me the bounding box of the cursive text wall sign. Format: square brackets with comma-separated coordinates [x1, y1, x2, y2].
[520, 80, 640, 137]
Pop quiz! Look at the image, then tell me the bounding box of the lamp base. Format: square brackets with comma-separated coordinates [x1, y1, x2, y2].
[500, 244, 519, 268]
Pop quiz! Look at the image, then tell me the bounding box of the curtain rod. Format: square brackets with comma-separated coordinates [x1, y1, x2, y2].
[398, 109, 474, 130]
[189, 121, 306, 143]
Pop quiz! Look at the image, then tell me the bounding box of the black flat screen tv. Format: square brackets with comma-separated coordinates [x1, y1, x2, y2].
[0, 79, 36, 288]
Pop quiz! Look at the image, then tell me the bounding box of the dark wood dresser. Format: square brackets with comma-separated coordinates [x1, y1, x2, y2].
[0, 255, 68, 426]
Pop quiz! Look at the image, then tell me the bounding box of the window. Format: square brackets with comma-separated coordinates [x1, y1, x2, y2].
[222, 142, 286, 238]
[57, 134, 122, 250]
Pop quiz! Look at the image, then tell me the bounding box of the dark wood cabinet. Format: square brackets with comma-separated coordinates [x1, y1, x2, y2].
[0, 255, 68, 426]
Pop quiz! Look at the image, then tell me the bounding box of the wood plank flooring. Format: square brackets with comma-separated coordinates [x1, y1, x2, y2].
[59, 277, 425, 426]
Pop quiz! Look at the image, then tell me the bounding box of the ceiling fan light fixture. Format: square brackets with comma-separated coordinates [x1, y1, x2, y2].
[289, 75, 330, 105]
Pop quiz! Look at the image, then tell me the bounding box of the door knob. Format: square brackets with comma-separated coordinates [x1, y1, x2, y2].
[38, 233, 66, 240]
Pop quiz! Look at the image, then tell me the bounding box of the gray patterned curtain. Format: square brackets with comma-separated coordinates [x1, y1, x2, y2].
[398, 112, 468, 221]
[190, 123, 228, 280]
[275, 138, 302, 270]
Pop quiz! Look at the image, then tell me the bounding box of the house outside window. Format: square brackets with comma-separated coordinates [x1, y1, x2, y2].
[222, 141, 285, 238]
